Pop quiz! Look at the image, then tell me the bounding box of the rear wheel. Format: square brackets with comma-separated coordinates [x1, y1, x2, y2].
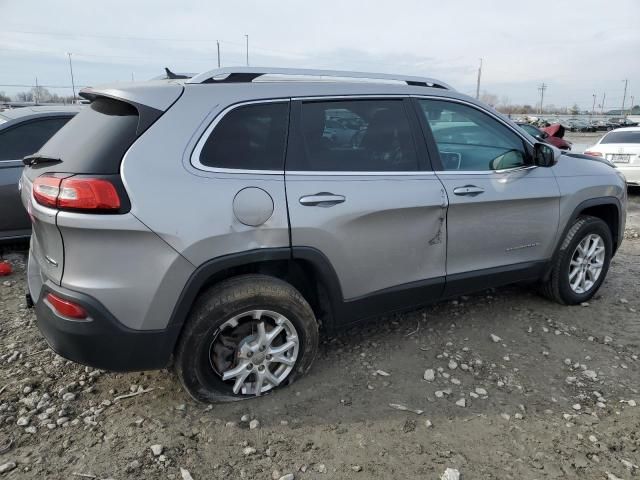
[175, 274, 319, 403]
[540, 215, 613, 305]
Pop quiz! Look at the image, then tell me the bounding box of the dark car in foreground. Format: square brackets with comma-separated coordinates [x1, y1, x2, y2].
[0, 106, 81, 241]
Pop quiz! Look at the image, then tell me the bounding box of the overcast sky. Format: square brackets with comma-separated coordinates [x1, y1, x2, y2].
[1, 0, 638, 109]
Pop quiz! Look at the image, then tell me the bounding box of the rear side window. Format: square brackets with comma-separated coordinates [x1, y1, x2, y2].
[199, 102, 289, 171]
[601, 131, 640, 144]
[0, 117, 71, 161]
[294, 100, 418, 172]
[33, 98, 139, 175]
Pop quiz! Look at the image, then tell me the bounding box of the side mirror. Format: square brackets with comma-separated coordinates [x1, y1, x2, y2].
[533, 142, 557, 167]
[540, 131, 549, 139]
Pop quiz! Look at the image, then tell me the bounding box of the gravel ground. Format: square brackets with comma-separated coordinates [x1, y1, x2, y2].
[0, 190, 639, 480]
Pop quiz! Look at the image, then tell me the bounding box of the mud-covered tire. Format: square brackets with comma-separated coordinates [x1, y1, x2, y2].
[539, 215, 613, 305]
[174, 274, 319, 403]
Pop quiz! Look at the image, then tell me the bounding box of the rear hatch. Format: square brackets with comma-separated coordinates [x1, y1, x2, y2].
[21, 81, 183, 287]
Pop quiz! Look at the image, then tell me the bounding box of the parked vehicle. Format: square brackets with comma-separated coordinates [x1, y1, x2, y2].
[540, 123, 572, 150]
[584, 127, 640, 185]
[517, 123, 571, 150]
[565, 118, 597, 132]
[21, 67, 627, 402]
[606, 117, 639, 130]
[0, 106, 81, 241]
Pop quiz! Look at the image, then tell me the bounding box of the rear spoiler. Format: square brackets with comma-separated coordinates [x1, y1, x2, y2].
[79, 82, 184, 135]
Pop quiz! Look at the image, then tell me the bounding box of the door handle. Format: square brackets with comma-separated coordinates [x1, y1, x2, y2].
[452, 185, 485, 196]
[299, 193, 346, 207]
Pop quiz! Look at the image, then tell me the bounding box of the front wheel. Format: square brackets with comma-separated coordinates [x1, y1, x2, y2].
[540, 215, 613, 305]
[174, 274, 319, 403]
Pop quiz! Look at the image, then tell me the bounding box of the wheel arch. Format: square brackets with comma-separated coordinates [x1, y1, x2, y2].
[165, 247, 344, 355]
[544, 196, 622, 281]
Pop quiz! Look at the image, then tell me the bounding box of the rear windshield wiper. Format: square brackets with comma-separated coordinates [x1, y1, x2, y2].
[22, 154, 62, 166]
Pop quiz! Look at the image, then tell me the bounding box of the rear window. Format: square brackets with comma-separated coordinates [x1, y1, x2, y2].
[198, 102, 289, 171]
[0, 117, 71, 161]
[32, 97, 139, 175]
[601, 131, 640, 144]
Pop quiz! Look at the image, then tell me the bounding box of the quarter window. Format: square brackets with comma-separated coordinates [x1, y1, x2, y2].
[199, 102, 289, 170]
[295, 100, 418, 172]
[417, 99, 528, 171]
[0, 117, 71, 161]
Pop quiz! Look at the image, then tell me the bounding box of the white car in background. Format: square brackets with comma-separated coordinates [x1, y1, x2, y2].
[585, 127, 640, 186]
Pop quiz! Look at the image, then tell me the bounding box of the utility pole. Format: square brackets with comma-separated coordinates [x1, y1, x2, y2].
[475, 58, 482, 100]
[538, 83, 547, 114]
[217, 41, 221, 68]
[621, 79, 628, 118]
[631, 95, 635, 115]
[67, 52, 76, 103]
[591, 93, 596, 122]
[245, 34, 249, 66]
[600, 92, 606, 114]
[34, 77, 39, 105]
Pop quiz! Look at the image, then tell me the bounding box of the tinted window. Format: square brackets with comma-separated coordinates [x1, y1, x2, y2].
[200, 102, 289, 170]
[418, 99, 527, 171]
[0, 117, 71, 161]
[28, 98, 139, 180]
[519, 124, 541, 137]
[601, 131, 640, 144]
[297, 100, 418, 172]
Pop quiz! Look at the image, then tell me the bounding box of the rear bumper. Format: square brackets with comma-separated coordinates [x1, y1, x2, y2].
[32, 279, 179, 372]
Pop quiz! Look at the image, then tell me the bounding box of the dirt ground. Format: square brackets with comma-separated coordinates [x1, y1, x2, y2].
[0, 190, 639, 480]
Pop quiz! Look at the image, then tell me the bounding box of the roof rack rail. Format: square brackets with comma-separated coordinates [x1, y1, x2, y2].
[186, 67, 452, 90]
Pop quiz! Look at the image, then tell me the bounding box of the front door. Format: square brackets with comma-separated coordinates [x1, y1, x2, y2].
[285, 98, 447, 310]
[414, 98, 560, 292]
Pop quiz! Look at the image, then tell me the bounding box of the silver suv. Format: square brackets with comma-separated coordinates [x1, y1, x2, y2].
[21, 68, 627, 402]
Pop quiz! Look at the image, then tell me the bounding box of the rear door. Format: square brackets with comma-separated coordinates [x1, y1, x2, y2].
[285, 97, 447, 305]
[0, 116, 71, 238]
[414, 97, 560, 293]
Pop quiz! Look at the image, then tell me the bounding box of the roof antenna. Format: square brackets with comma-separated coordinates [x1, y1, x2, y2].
[164, 68, 189, 79]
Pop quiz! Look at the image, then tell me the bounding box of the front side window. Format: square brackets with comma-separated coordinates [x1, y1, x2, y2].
[417, 99, 528, 171]
[199, 102, 289, 170]
[295, 99, 418, 172]
[0, 117, 71, 161]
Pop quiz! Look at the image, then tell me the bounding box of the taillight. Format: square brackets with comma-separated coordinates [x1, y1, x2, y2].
[584, 151, 603, 157]
[46, 293, 88, 319]
[58, 178, 120, 210]
[33, 175, 121, 212]
[33, 176, 62, 208]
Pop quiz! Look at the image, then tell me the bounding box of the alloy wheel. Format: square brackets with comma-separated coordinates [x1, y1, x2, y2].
[209, 310, 299, 396]
[568, 233, 605, 294]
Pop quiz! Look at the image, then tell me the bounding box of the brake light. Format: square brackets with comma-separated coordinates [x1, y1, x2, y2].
[58, 178, 121, 210]
[584, 151, 603, 157]
[46, 293, 88, 319]
[33, 176, 121, 211]
[32, 176, 62, 208]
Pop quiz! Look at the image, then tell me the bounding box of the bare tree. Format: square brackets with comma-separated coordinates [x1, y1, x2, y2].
[480, 91, 499, 107]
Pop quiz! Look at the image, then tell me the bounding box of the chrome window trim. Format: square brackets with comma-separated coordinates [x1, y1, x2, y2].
[190, 98, 290, 175]
[192, 94, 439, 177]
[286, 170, 436, 176]
[191, 93, 535, 177]
[435, 165, 539, 175]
